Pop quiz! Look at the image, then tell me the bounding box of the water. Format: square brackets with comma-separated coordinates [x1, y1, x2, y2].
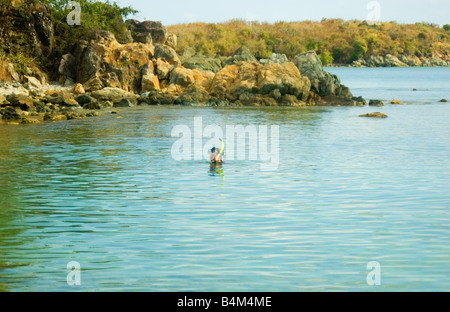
[0, 68, 449, 292]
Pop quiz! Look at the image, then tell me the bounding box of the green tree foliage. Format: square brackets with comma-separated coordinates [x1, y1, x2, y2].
[41, 0, 137, 43]
[319, 50, 334, 65]
[351, 40, 368, 62]
[168, 19, 450, 64]
[444, 24, 450, 32]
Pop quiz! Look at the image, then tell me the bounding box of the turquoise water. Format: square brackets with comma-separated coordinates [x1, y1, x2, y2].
[0, 68, 449, 291]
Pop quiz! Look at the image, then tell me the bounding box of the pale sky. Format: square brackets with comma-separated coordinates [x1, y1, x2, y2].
[114, 0, 449, 26]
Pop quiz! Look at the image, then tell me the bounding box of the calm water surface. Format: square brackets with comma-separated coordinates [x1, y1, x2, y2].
[0, 68, 449, 291]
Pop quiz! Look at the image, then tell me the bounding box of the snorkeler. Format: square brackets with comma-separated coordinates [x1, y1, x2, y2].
[210, 138, 225, 163]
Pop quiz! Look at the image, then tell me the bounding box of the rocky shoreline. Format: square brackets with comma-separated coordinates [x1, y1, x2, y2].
[1, 2, 447, 126]
[1, 13, 368, 126]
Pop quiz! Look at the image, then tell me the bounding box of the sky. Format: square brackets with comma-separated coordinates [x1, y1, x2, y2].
[114, 0, 449, 26]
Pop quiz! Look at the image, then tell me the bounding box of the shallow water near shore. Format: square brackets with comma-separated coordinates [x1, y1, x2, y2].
[0, 67, 449, 291]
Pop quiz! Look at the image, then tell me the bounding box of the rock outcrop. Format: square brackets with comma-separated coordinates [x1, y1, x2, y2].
[209, 61, 311, 106]
[126, 20, 170, 45]
[60, 30, 156, 92]
[293, 51, 353, 102]
[353, 53, 450, 67]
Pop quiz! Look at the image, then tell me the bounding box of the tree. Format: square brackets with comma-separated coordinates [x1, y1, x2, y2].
[350, 40, 368, 62]
[319, 50, 334, 65]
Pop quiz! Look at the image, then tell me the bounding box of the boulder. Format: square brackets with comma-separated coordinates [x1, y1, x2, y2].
[114, 99, 134, 107]
[165, 34, 178, 50]
[260, 53, 289, 65]
[6, 94, 35, 111]
[222, 46, 257, 67]
[24, 76, 42, 90]
[127, 20, 168, 45]
[155, 58, 173, 80]
[71, 83, 85, 95]
[141, 74, 161, 92]
[43, 91, 79, 107]
[439, 99, 448, 102]
[369, 99, 385, 106]
[154, 44, 180, 65]
[175, 86, 211, 105]
[353, 96, 367, 106]
[51, 115, 68, 121]
[140, 91, 177, 105]
[59, 53, 77, 79]
[83, 102, 102, 110]
[390, 99, 403, 104]
[0, 61, 20, 82]
[293, 51, 352, 99]
[169, 67, 197, 88]
[126, 19, 153, 44]
[90, 87, 138, 104]
[75, 94, 96, 105]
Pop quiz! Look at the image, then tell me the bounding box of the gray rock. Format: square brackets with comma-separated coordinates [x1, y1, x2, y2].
[127, 20, 168, 44]
[59, 54, 77, 79]
[140, 91, 176, 105]
[154, 44, 180, 65]
[114, 99, 134, 107]
[369, 99, 385, 106]
[181, 54, 223, 73]
[293, 51, 353, 99]
[260, 53, 289, 65]
[222, 46, 257, 66]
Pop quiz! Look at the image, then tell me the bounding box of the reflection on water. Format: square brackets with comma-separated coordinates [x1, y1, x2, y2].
[209, 162, 224, 179]
[0, 69, 450, 291]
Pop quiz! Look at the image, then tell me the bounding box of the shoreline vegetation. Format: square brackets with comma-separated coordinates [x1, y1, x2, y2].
[0, 0, 449, 125]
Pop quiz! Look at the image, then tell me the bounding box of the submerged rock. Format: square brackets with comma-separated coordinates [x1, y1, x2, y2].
[359, 112, 388, 118]
[439, 98, 448, 102]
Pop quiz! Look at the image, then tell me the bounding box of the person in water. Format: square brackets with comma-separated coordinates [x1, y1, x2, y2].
[210, 139, 225, 163]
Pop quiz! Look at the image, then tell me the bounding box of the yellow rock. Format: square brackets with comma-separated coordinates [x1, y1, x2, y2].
[71, 83, 86, 95]
[51, 115, 68, 121]
[390, 99, 402, 104]
[21, 118, 41, 124]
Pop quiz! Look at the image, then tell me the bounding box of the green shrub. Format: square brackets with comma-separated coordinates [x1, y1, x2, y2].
[319, 50, 334, 65]
[350, 40, 368, 62]
[9, 52, 35, 76]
